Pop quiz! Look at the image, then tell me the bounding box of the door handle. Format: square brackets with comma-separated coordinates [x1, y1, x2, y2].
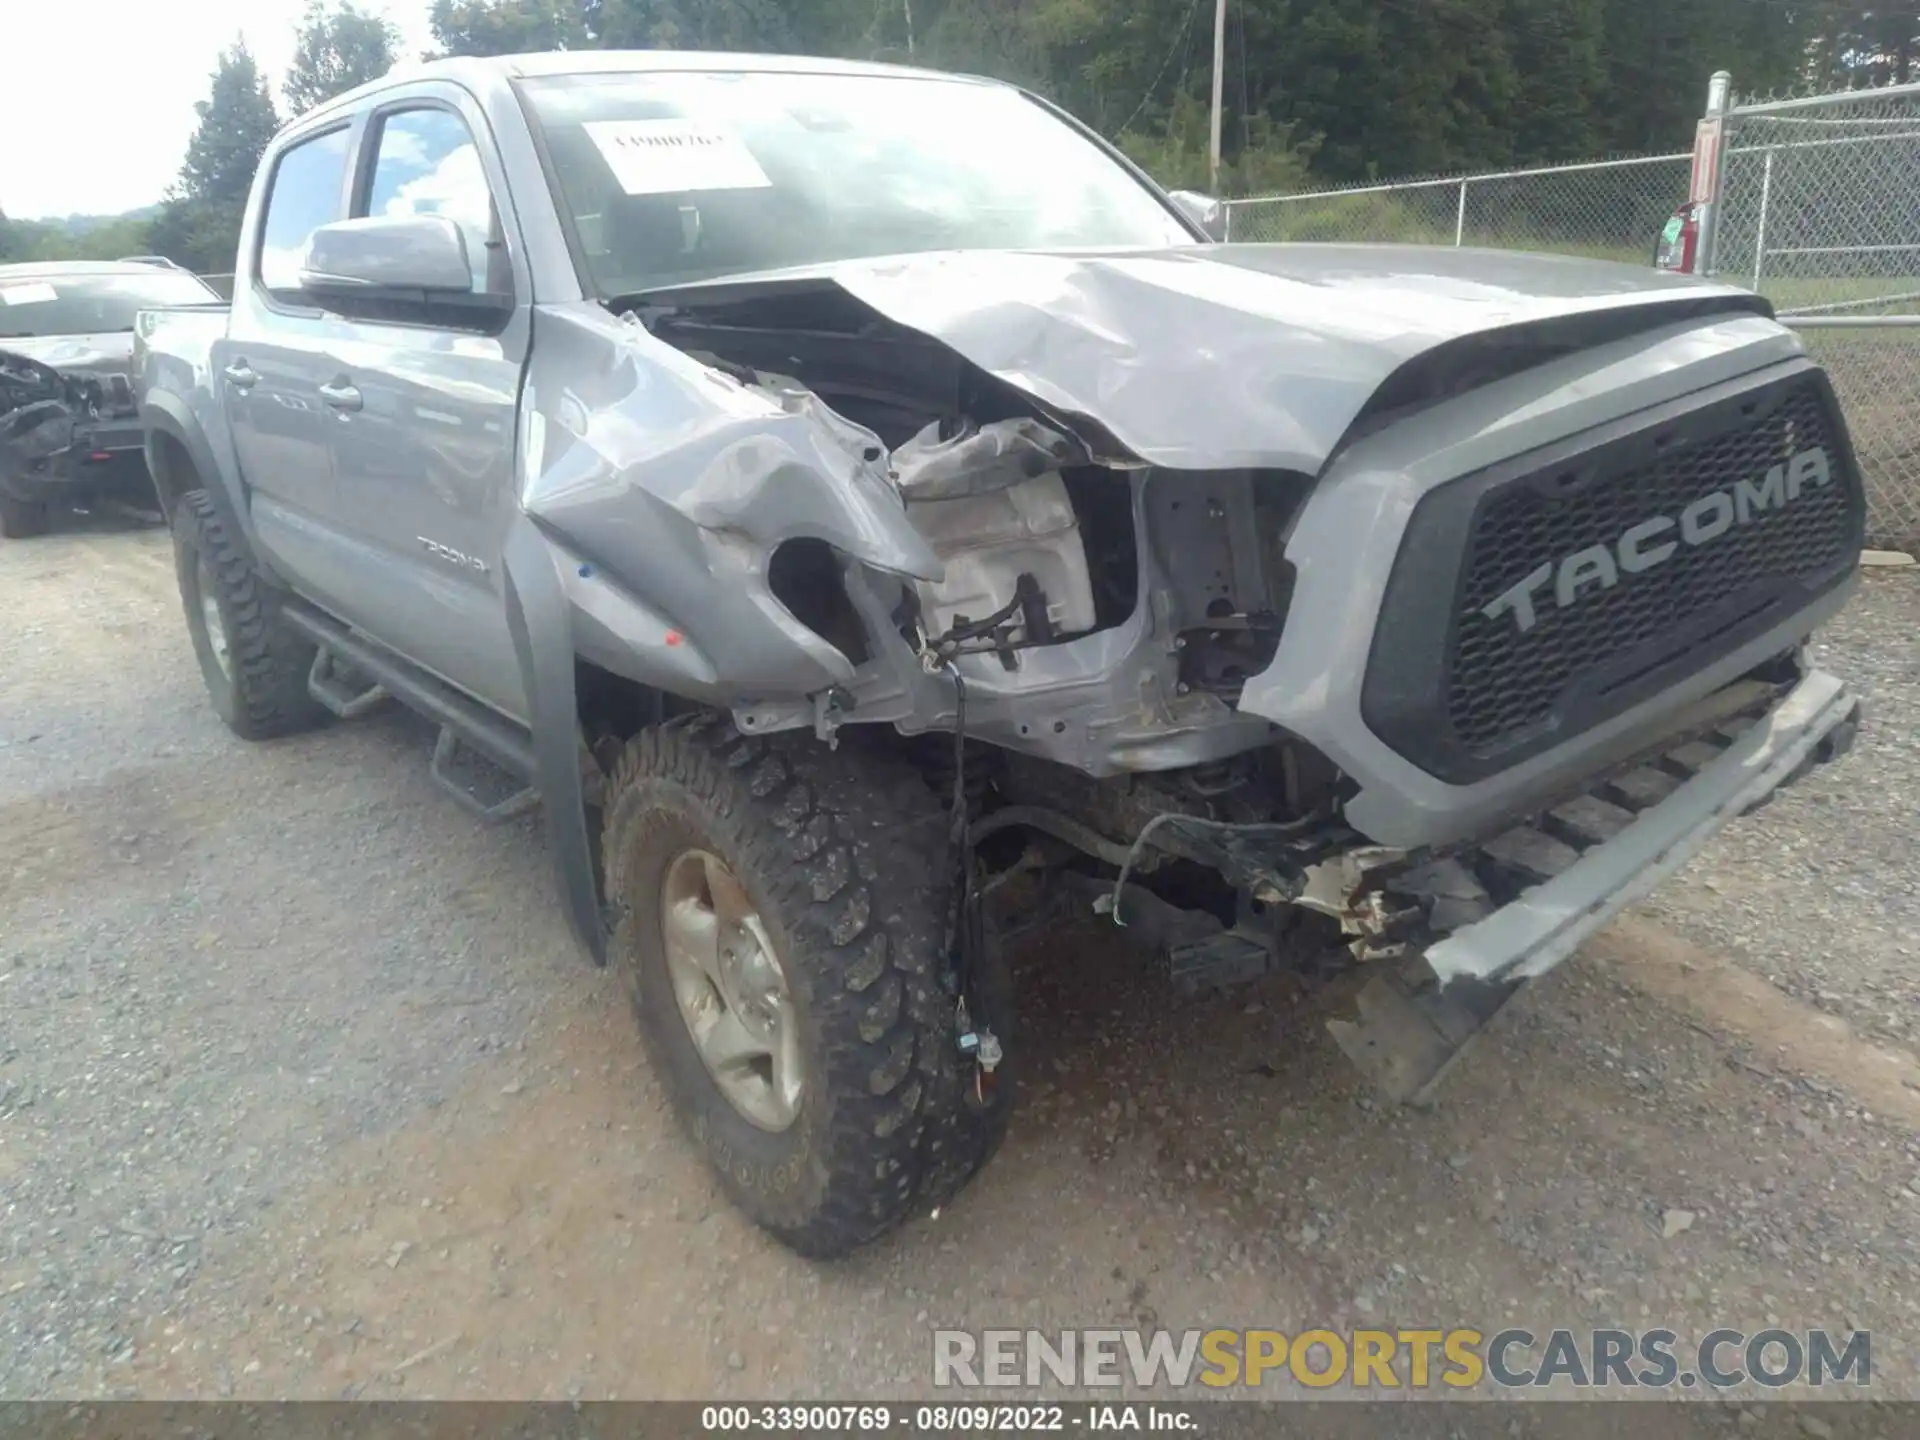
[319, 380, 363, 413]
[222, 361, 258, 390]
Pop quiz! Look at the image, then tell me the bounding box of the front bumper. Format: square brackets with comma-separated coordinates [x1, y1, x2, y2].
[1328, 669, 1860, 1101]
[0, 420, 146, 504]
[1425, 668, 1858, 986]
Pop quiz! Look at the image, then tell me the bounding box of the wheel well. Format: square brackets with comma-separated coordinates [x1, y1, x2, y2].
[575, 657, 707, 764]
[768, 538, 870, 665]
[147, 430, 196, 517]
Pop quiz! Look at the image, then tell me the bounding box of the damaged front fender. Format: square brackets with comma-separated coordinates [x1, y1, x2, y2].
[518, 306, 944, 703]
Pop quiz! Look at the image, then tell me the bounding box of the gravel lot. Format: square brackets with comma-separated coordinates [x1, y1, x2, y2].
[2, 518, 1917, 1415]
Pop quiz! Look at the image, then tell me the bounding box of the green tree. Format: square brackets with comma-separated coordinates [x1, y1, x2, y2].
[1502, 0, 1606, 165]
[366, 0, 1851, 205]
[179, 40, 281, 208]
[149, 40, 280, 274]
[1808, 4, 1920, 87]
[589, 0, 794, 51]
[429, 0, 586, 56]
[285, 1, 401, 114]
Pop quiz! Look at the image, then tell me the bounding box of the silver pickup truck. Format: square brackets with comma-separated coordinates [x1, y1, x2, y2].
[137, 50, 1866, 1256]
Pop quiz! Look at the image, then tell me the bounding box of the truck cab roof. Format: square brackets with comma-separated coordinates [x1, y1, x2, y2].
[292, 48, 1002, 129]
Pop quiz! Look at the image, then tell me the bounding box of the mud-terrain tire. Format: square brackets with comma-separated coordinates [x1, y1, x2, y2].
[0, 493, 49, 539]
[602, 717, 1013, 1257]
[172, 490, 329, 741]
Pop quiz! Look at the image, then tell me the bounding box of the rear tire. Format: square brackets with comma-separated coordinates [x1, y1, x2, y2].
[172, 490, 329, 741]
[602, 717, 1013, 1257]
[0, 493, 49, 539]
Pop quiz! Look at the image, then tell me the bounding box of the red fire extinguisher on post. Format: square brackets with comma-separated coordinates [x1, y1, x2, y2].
[1654, 202, 1701, 273]
[1655, 71, 1731, 275]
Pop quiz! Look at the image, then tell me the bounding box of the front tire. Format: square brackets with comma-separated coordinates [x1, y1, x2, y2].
[172, 490, 329, 740]
[603, 718, 1012, 1257]
[0, 493, 49, 539]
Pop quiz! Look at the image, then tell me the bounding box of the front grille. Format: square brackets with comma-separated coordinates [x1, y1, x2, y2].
[1361, 366, 1864, 784]
[1448, 379, 1853, 750]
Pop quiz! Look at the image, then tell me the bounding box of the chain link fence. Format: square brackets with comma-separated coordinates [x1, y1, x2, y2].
[1223, 153, 1692, 265]
[1707, 83, 1920, 549]
[1222, 106, 1919, 552]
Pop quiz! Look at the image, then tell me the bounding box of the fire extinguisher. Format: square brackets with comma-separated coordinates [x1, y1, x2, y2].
[1654, 201, 1702, 273]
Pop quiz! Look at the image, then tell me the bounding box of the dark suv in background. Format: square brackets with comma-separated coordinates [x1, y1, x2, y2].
[0, 260, 220, 537]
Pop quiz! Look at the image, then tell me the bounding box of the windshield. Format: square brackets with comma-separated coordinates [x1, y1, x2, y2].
[0, 271, 218, 338]
[518, 70, 1193, 296]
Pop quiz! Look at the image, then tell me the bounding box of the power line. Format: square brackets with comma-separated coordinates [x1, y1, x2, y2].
[1110, 0, 1206, 138]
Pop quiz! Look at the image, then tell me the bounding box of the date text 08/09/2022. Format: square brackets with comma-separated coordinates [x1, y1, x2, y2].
[700, 1406, 1192, 1432]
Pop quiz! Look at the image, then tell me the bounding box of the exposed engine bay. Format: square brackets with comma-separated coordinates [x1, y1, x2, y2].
[636, 283, 1308, 738]
[630, 282, 1367, 974]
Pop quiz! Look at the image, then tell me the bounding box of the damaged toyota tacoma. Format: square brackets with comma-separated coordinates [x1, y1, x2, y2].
[136, 52, 1867, 1256]
[0, 261, 220, 537]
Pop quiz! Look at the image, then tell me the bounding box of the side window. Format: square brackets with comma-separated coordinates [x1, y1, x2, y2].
[361, 108, 497, 292]
[256, 127, 351, 297]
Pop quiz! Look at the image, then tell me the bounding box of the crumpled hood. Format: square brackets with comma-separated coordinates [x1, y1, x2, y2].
[0, 333, 136, 414]
[646, 244, 1773, 474]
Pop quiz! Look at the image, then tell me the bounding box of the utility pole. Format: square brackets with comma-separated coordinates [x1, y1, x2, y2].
[1208, 0, 1228, 192]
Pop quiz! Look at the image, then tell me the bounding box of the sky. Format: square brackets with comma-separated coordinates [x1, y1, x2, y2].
[0, 0, 436, 220]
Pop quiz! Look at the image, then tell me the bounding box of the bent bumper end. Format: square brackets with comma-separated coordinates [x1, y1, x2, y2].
[1329, 670, 1858, 1102]
[1426, 669, 1857, 988]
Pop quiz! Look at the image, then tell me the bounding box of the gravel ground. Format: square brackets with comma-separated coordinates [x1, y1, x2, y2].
[1643, 571, 1920, 1050]
[2, 520, 1917, 1414]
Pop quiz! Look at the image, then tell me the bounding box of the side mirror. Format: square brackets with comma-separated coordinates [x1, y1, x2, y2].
[1167, 189, 1227, 242]
[299, 215, 478, 297]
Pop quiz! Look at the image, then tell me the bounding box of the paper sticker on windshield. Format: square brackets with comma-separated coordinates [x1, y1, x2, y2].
[585, 119, 772, 196]
[0, 283, 58, 305]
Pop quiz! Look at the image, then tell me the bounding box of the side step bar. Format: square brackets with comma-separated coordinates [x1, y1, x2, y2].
[278, 603, 536, 781]
[430, 728, 540, 824]
[307, 649, 390, 720]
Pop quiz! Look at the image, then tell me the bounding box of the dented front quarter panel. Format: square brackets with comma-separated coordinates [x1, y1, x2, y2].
[518, 302, 943, 702]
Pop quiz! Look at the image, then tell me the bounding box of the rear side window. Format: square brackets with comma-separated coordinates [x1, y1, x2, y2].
[361, 107, 498, 292]
[256, 127, 351, 296]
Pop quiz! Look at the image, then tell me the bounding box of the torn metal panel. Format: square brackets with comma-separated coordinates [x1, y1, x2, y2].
[892, 416, 1086, 501]
[1326, 963, 1521, 1105]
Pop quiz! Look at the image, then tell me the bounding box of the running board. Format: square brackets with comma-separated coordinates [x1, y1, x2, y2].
[307, 649, 390, 719]
[277, 603, 536, 780]
[430, 727, 539, 824]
